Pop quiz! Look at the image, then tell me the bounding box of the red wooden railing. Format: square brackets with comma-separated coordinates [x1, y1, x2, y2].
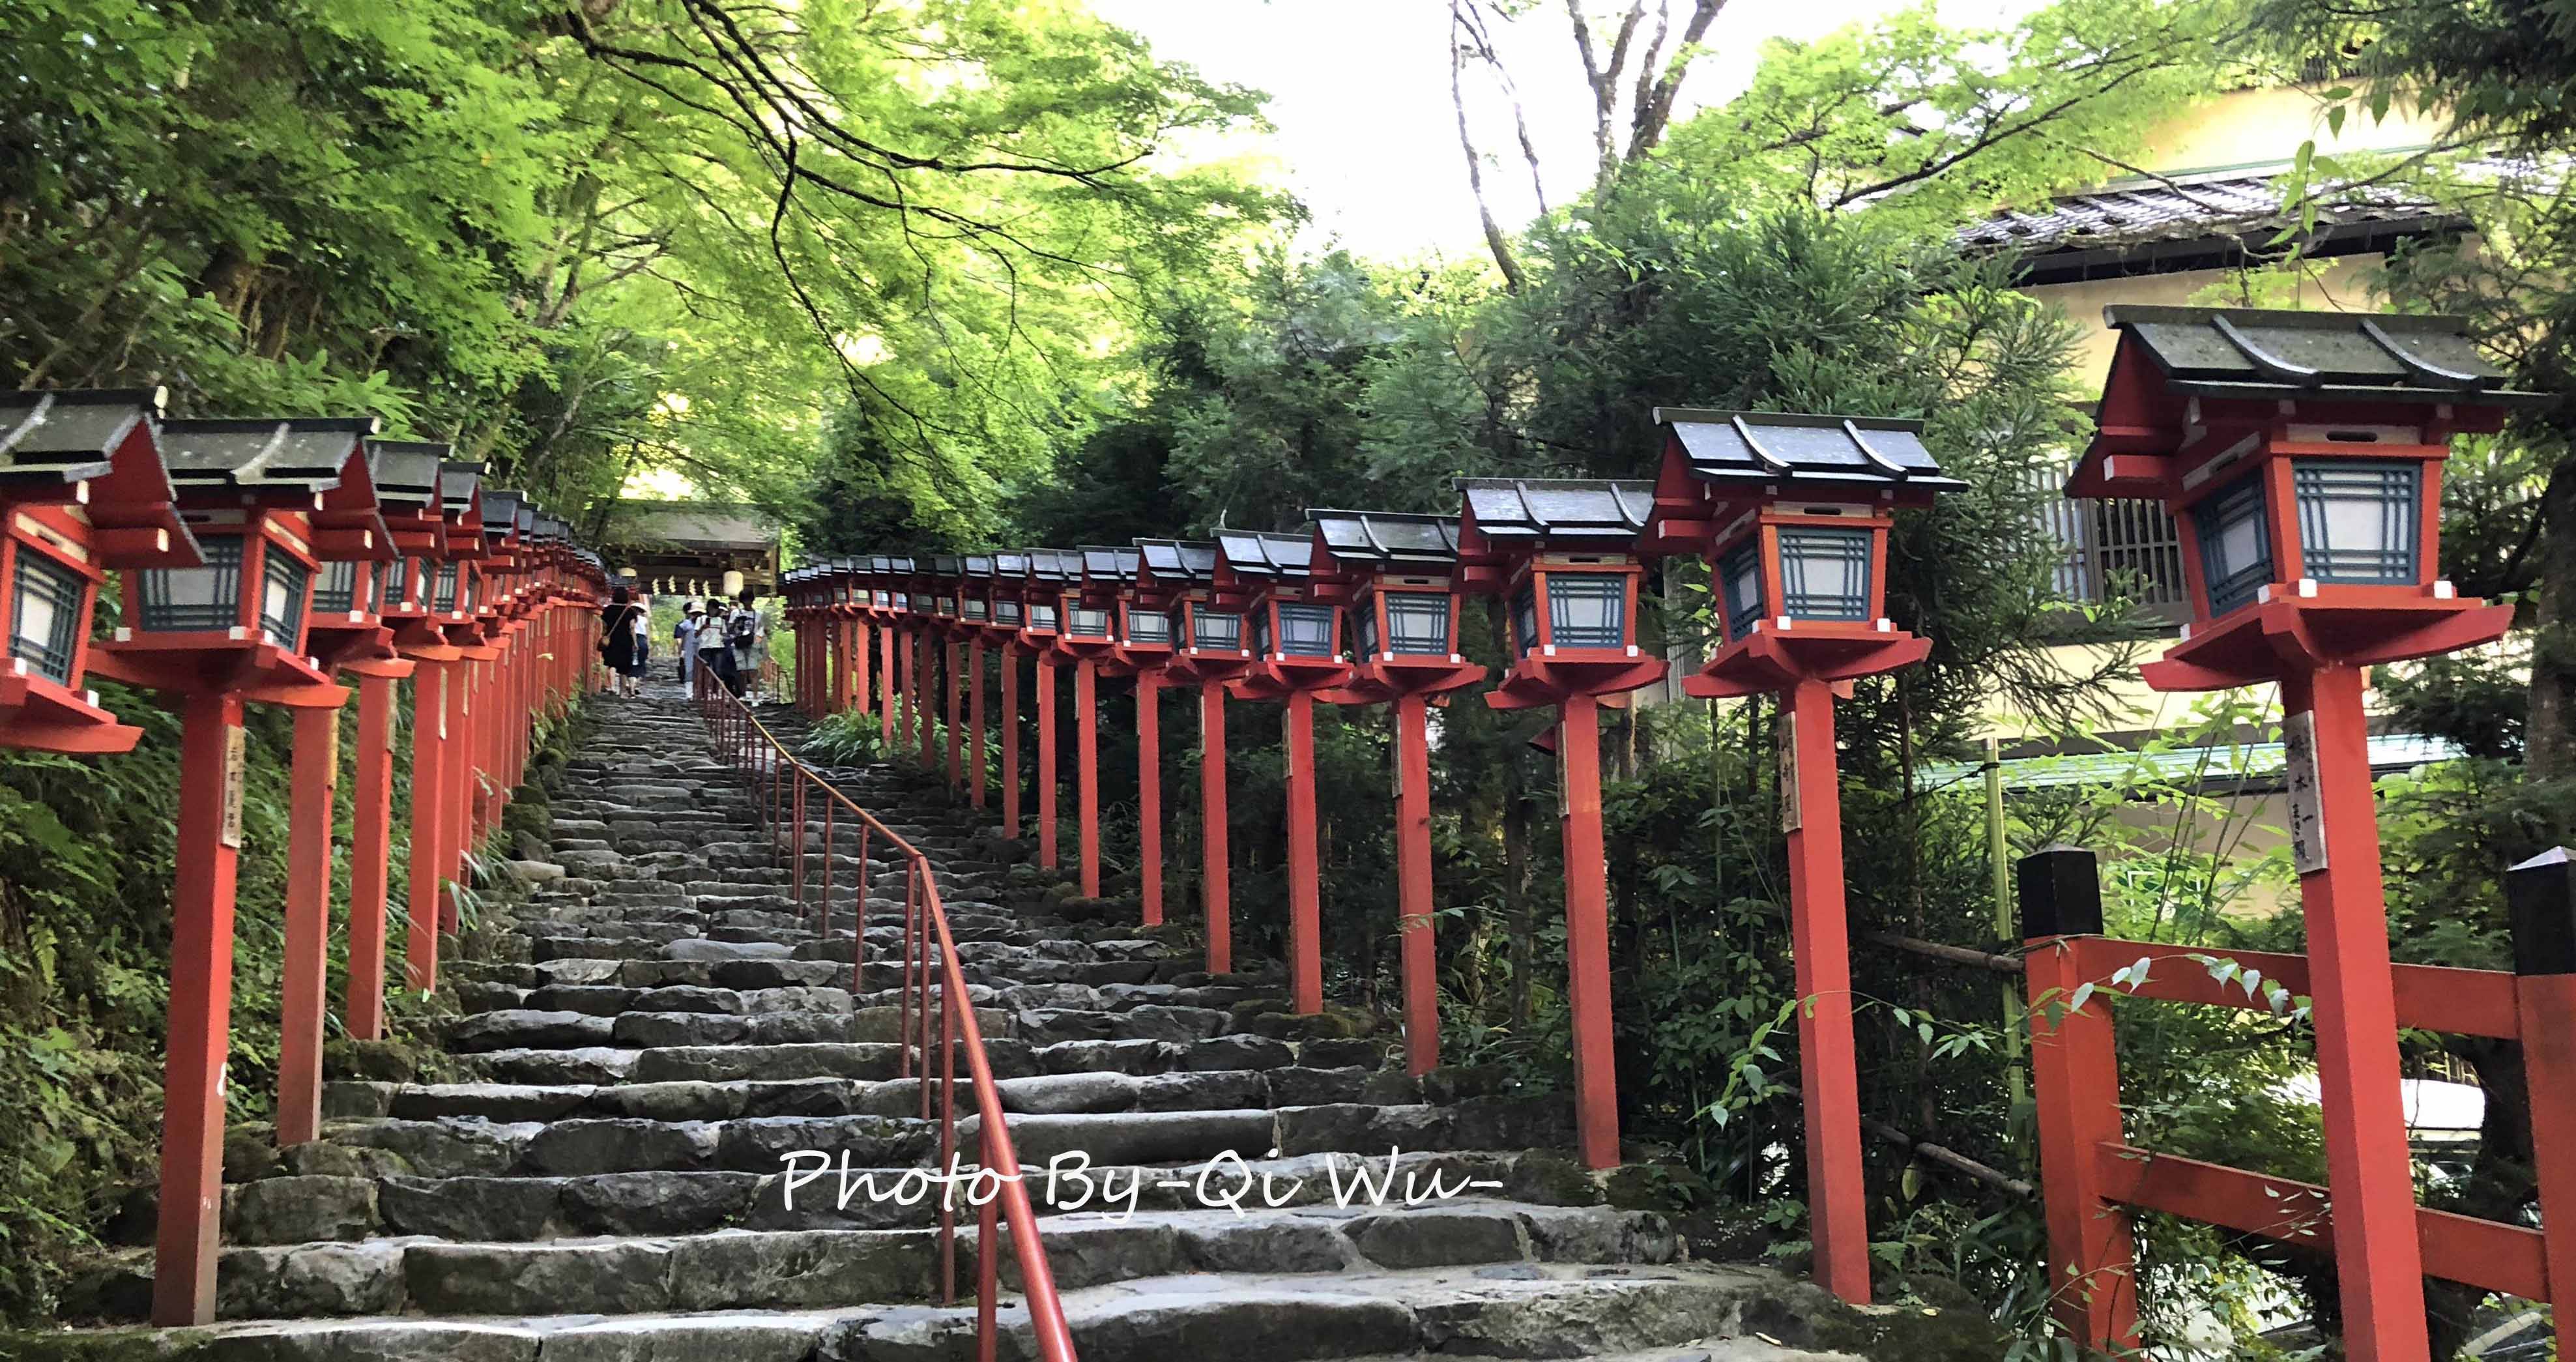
[2019, 845, 2576, 1357]
[693, 661, 1079, 1362]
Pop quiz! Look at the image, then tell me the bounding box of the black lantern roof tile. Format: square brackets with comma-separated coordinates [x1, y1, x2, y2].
[2105, 306, 2553, 406]
[1136, 539, 1220, 581]
[0, 388, 164, 487]
[1080, 545, 1140, 581]
[368, 441, 448, 508]
[931, 553, 963, 576]
[438, 460, 485, 511]
[482, 489, 525, 537]
[1655, 409, 1964, 491]
[515, 504, 537, 535]
[1310, 509, 1463, 566]
[1215, 529, 1313, 579]
[884, 555, 916, 574]
[964, 554, 994, 577]
[160, 417, 378, 493]
[991, 551, 1029, 576]
[1458, 478, 1653, 543]
[1025, 548, 1079, 581]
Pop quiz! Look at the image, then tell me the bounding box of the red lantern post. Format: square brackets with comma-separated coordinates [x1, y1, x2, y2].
[90, 416, 369, 1326]
[272, 431, 408, 1148]
[370, 444, 467, 993]
[1017, 550, 1077, 867]
[1219, 530, 1352, 1016]
[0, 389, 194, 756]
[1107, 546, 1179, 927]
[2059, 307, 2549, 1361]
[961, 555, 996, 807]
[1458, 480, 1664, 1170]
[1643, 409, 1965, 1305]
[987, 552, 1029, 836]
[1142, 539, 1254, 974]
[1307, 510, 1485, 1073]
[864, 556, 901, 744]
[1058, 547, 1135, 899]
[930, 556, 966, 787]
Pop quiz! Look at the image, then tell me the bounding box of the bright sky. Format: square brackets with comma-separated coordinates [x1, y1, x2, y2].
[1087, 0, 2053, 259]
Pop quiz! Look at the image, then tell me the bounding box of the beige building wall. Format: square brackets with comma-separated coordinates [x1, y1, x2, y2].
[2131, 85, 2444, 177]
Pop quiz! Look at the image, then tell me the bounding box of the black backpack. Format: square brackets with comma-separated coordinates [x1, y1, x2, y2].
[727, 609, 758, 646]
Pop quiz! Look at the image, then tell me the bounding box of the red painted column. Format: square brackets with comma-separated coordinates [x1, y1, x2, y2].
[1077, 658, 1099, 897]
[2025, 931, 2139, 1349]
[440, 661, 475, 931]
[880, 625, 897, 746]
[405, 661, 447, 991]
[2281, 663, 2431, 1362]
[1784, 676, 1868, 1300]
[345, 669, 399, 1039]
[947, 640, 964, 789]
[1393, 692, 1438, 1075]
[899, 630, 916, 753]
[1201, 680, 1230, 976]
[152, 689, 244, 1326]
[1136, 673, 1163, 927]
[1000, 650, 1020, 837]
[276, 700, 341, 1146]
[1284, 689, 1322, 1015]
[854, 621, 869, 716]
[970, 646, 988, 808]
[1556, 693, 1619, 1170]
[917, 634, 936, 768]
[1036, 654, 1059, 869]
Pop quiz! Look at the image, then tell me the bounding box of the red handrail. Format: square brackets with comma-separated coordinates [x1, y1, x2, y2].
[692, 659, 1078, 1362]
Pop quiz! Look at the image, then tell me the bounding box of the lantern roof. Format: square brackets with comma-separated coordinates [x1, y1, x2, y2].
[2097, 306, 2545, 405]
[931, 552, 964, 577]
[308, 441, 398, 562]
[1026, 548, 1079, 582]
[1136, 538, 1220, 584]
[0, 387, 164, 489]
[1309, 509, 1462, 572]
[1653, 409, 1962, 494]
[963, 554, 994, 577]
[1457, 478, 1652, 551]
[437, 461, 484, 514]
[482, 489, 525, 540]
[1080, 545, 1141, 583]
[160, 417, 381, 499]
[367, 442, 448, 511]
[1215, 530, 1313, 582]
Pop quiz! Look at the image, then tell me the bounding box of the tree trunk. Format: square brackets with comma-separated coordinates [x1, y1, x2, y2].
[2526, 456, 2576, 787]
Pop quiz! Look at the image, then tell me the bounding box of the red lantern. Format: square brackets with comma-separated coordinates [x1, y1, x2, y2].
[0, 388, 195, 753]
[1456, 478, 1664, 1172]
[1645, 407, 1963, 1307]
[1140, 538, 1252, 974]
[1307, 509, 1486, 1073]
[2056, 307, 2552, 1359]
[1218, 529, 1351, 1014]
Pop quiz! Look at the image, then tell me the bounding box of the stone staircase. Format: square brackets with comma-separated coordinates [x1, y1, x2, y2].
[34, 692, 1878, 1361]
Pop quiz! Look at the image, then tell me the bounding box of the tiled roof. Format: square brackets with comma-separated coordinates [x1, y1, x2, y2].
[609, 501, 776, 551]
[1955, 167, 2442, 254]
[2106, 306, 2549, 405]
[1215, 530, 1312, 579]
[1310, 510, 1462, 568]
[1458, 479, 1652, 544]
[0, 389, 162, 487]
[1655, 409, 1963, 492]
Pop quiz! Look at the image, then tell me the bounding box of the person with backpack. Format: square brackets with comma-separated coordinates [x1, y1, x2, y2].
[674, 603, 702, 688]
[599, 586, 644, 699]
[725, 588, 766, 700]
[700, 599, 738, 698]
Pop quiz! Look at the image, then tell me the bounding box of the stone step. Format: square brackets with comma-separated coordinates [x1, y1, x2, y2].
[27, 1263, 1857, 1362]
[322, 1064, 1419, 1126]
[223, 1151, 1593, 1245]
[98, 1201, 1681, 1325]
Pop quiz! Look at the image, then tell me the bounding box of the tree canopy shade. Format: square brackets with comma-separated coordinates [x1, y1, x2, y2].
[1, 0, 1277, 534]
